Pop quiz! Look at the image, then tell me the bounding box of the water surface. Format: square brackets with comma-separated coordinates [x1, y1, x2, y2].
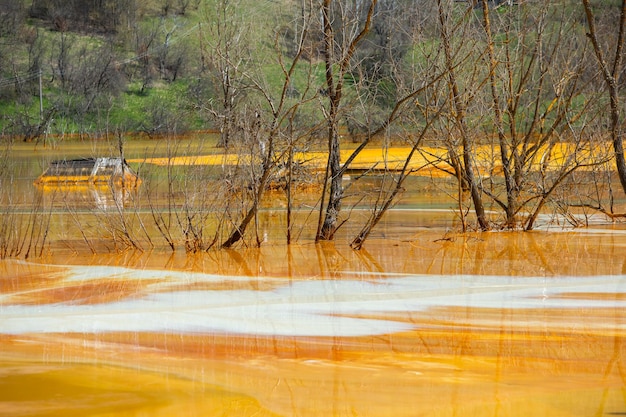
[1, 139, 626, 416]
[1, 233, 626, 416]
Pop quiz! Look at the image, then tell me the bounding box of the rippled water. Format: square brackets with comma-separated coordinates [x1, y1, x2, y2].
[1, 139, 626, 416]
[3, 262, 626, 336]
[2, 235, 626, 417]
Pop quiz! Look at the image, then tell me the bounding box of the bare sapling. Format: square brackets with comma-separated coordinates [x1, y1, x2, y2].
[0, 143, 51, 259]
[480, 1, 598, 229]
[220, 0, 315, 248]
[316, 0, 378, 241]
[23, 191, 52, 259]
[436, 0, 489, 231]
[556, 119, 626, 224]
[64, 200, 97, 254]
[0, 187, 50, 259]
[348, 69, 447, 249]
[350, 126, 428, 250]
[175, 161, 221, 253]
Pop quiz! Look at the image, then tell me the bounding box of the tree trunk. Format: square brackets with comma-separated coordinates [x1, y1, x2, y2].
[437, 0, 489, 231]
[316, 0, 377, 241]
[582, 0, 626, 194]
[610, 88, 626, 194]
[221, 141, 273, 248]
[482, 0, 517, 227]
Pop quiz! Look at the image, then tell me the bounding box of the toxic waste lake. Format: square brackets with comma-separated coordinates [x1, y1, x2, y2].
[1, 138, 626, 416]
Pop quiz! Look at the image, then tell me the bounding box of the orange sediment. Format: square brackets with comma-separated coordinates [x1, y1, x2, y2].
[1, 232, 625, 417]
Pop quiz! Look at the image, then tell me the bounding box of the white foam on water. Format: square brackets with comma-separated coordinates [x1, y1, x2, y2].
[1, 263, 625, 337]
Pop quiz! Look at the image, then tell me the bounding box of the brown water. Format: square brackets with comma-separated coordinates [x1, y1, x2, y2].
[1, 139, 626, 416]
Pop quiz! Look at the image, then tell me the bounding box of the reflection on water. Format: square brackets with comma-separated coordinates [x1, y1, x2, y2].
[35, 183, 135, 211]
[2, 139, 626, 416]
[1, 247, 625, 417]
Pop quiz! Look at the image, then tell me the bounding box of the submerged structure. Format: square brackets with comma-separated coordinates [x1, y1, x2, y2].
[35, 157, 141, 187]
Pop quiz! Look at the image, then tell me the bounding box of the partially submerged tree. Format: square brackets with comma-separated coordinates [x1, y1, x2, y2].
[581, 0, 626, 195]
[313, 0, 452, 246]
[436, 0, 489, 231]
[479, 0, 594, 229]
[316, 0, 378, 241]
[220, 0, 316, 248]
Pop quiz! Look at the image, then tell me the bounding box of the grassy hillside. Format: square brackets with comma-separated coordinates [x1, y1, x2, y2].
[0, 1, 620, 145]
[0, 0, 297, 140]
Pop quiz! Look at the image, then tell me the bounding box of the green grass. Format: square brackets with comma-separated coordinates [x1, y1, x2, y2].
[0, 0, 619, 145]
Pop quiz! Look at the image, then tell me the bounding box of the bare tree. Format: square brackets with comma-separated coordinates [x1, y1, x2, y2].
[350, 107, 441, 250]
[221, 0, 316, 248]
[316, 0, 378, 241]
[312, 0, 449, 245]
[582, 0, 626, 195]
[197, 0, 251, 149]
[156, 20, 187, 82]
[70, 41, 126, 113]
[436, 0, 489, 231]
[129, 20, 161, 94]
[479, 1, 597, 229]
[0, 0, 25, 37]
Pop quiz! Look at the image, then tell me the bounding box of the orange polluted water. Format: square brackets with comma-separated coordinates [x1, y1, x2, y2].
[1, 232, 626, 417]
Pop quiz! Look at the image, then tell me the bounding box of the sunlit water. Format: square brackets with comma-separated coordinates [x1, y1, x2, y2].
[1, 242, 626, 416]
[2, 262, 626, 336]
[2, 139, 626, 416]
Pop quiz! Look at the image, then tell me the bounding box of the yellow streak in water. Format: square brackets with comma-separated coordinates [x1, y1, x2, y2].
[129, 143, 607, 177]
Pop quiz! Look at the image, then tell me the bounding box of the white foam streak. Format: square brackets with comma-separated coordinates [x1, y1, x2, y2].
[1, 264, 626, 337]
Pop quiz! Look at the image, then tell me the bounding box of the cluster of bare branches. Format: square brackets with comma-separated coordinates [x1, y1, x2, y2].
[2, 0, 626, 257]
